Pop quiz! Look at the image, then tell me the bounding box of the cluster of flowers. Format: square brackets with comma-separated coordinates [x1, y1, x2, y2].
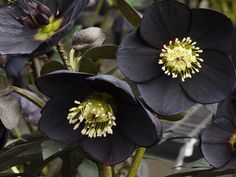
[0, 0, 235, 170]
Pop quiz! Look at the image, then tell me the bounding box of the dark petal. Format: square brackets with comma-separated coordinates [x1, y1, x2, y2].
[181, 50, 236, 104]
[87, 75, 136, 104]
[36, 71, 93, 97]
[201, 143, 233, 168]
[200, 117, 235, 168]
[0, 11, 40, 55]
[57, 0, 89, 20]
[137, 74, 195, 115]
[216, 98, 236, 128]
[5, 55, 28, 77]
[39, 95, 85, 143]
[117, 31, 161, 83]
[37, 0, 58, 15]
[32, 23, 71, 56]
[117, 101, 162, 147]
[139, 0, 191, 49]
[82, 127, 136, 165]
[189, 9, 234, 54]
[201, 117, 235, 144]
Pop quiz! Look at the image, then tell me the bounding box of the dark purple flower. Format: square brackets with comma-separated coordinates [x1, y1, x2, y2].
[0, 0, 89, 56]
[36, 71, 162, 165]
[117, 0, 235, 116]
[200, 97, 236, 176]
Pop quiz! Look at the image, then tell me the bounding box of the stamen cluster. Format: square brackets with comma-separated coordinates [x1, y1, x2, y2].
[67, 93, 116, 138]
[229, 134, 236, 151]
[159, 37, 203, 81]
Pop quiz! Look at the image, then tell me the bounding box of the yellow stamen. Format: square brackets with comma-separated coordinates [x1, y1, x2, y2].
[67, 92, 117, 138]
[34, 16, 63, 41]
[159, 37, 203, 81]
[229, 134, 236, 151]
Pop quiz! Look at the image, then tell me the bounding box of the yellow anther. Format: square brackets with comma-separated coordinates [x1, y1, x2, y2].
[67, 92, 116, 138]
[158, 37, 203, 81]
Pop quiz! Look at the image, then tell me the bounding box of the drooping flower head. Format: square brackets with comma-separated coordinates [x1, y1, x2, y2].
[117, 0, 235, 116]
[200, 97, 236, 176]
[0, 0, 89, 56]
[36, 71, 162, 165]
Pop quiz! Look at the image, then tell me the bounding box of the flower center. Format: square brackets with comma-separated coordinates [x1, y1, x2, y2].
[229, 134, 236, 151]
[158, 37, 203, 81]
[67, 92, 117, 138]
[34, 16, 63, 41]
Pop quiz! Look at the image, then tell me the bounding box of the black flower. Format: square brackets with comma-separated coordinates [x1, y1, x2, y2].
[117, 0, 236, 116]
[36, 71, 162, 165]
[200, 97, 236, 176]
[0, 0, 89, 56]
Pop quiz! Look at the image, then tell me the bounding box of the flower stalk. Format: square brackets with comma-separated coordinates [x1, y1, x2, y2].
[56, 42, 72, 70]
[98, 164, 113, 177]
[12, 86, 45, 109]
[127, 147, 146, 177]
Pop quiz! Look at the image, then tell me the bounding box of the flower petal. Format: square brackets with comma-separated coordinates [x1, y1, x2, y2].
[117, 101, 162, 147]
[137, 74, 195, 115]
[82, 127, 136, 165]
[216, 98, 236, 128]
[87, 75, 136, 104]
[36, 71, 93, 97]
[181, 50, 236, 104]
[39, 95, 85, 143]
[117, 31, 161, 83]
[200, 117, 235, 168]
[189, 9, 234, 54]
[139, 0, 191, 49]
[0, 11, 40, 55]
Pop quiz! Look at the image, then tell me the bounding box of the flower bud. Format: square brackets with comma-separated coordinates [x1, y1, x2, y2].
[72, 27, 106, 52]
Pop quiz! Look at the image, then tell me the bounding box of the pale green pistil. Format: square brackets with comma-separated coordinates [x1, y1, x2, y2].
[159, 37, 203, 81]
[67, 93, 116, 138]
[34, 16, 63, 41]
[229, 134, 236, 151]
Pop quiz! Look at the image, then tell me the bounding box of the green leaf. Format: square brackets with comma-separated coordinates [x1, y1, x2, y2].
[79, 58, 98, 75]
[0, 173, 36, 177]
[0, 136, 45, 171]
[157, 112, 186, 121]
[40, 60, 66, 76]
[0, 68, 9, 90]
[41, 140, 66, 160]
[183, 158, 212, 170]
[81, 45, 118, 61]
[114, 0, 142, 28]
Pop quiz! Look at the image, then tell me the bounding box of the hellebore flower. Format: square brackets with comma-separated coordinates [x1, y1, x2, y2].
[36, 71, 162, 165]
[0, 0, 89, 56]
[117, 0, 236, 116]
[200, 97, 236, 175]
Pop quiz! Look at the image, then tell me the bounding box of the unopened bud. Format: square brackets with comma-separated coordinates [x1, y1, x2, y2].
[35, 13, 50, 25]
[37, 2, 51, 17]
[72, 27, 106, 52]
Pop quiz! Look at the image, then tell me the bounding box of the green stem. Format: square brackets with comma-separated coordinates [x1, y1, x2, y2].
[90, 0, 105, 27]
[56, 42, 72, 70]
[127, 147, 146, 177]
[98, 164, 113, 177]
[12, 86, 45, 109]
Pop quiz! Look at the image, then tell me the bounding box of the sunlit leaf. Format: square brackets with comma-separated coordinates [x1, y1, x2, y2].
[114, 0, 141, 28]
